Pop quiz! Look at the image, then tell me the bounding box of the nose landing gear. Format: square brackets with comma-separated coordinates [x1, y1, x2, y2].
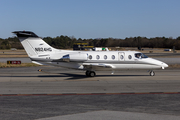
[150, 70, 155, 76]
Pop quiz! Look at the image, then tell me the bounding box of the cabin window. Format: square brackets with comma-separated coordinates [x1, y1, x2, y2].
[112, 55, 115, 60]
[128, 55, 132, 59]
[89, 55, 92, 60]
[120, 55, 124, 60]
[96, 55, 100, 60]
[104, 55, 107, 60]
[135, 53, 148, 59]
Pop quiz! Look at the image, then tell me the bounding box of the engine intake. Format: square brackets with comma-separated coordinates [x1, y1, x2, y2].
[62, 53, 88, 62]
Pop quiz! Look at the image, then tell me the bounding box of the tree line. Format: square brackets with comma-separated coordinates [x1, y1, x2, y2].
[0, 35, 180, 50]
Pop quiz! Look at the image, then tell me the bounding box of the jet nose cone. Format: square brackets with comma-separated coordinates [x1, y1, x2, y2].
[161, 62, 168, 69]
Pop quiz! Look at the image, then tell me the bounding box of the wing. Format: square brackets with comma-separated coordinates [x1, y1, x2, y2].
[82, 63, 115, 70]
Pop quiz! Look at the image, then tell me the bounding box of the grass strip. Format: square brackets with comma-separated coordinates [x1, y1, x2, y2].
[169, 64, 180, 68]
[0, 62, 40, 68]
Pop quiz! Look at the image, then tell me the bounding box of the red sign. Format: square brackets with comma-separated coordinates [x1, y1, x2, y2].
[7, 61, 21, 64]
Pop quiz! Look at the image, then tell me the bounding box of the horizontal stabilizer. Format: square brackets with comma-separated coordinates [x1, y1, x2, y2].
[32, 61, 44, 65]
[12, 31, 38, 38]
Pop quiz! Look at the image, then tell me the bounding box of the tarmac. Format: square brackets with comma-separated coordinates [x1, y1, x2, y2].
[0, 66, 180, 120]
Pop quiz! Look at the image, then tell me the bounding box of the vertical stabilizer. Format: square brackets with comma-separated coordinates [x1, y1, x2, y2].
[12, 31, 57, 57]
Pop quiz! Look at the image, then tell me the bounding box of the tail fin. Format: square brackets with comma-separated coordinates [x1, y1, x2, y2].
[12, 31, 57, 57]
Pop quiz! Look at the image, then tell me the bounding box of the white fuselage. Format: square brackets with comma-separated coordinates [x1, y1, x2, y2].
[31, 50, 168, 71]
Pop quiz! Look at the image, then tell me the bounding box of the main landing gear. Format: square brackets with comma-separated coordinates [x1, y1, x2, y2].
[149, 70, 155, 76]
[86, 70, 96, 77]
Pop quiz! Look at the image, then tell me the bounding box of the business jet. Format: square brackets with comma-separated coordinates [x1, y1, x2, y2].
[13, 31, 168, 77]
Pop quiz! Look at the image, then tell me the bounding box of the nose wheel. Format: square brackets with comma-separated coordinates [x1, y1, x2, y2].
[150, 71, 155, 76]
[86, 70, 96, 77]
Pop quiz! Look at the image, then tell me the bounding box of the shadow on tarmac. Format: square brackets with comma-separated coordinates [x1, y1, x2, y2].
[0, 73, 148, 80]
[37, 73, 148, 80]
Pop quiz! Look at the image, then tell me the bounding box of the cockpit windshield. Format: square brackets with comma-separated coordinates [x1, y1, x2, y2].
[135, 53, 148, 59]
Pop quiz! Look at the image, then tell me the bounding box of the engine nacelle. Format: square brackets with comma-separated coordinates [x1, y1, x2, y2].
[62, 53, 88, 62]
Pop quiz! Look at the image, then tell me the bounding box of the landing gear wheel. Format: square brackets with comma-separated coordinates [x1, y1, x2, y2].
[85, 71, 96, 77]
[150, 71, 155, 76]
[89, 71, 96, 77]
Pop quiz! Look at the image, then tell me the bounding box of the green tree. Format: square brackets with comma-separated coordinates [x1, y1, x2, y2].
[0, 40, 11, 49]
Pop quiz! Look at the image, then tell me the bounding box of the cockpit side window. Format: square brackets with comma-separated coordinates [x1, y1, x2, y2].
[141, 53, 148, 58]
[135, 53, 148, 59]
[135, 53, 141, 58]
